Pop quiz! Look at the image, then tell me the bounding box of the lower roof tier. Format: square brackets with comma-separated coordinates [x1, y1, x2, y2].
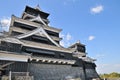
[0, 51, 94, 65]
[0, 38, 87, 57]
[0, 51, 75, 65]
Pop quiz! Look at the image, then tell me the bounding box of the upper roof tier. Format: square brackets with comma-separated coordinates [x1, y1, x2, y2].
[10, 15, 62, 33]
[21, 6, 49, 19]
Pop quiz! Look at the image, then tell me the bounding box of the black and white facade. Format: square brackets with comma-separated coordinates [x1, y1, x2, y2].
[0, 5, 100, 80]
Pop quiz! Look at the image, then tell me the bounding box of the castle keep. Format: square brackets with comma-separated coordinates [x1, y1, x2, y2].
[0, 5, 100, 80]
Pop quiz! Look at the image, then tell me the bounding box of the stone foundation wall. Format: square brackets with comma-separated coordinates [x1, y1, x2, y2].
[28, 63, 86, 80]
[84, 62, 100, 80]
[0, 60, 100, 80]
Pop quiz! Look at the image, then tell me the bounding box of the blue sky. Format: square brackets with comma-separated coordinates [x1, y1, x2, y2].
[0, 0, 120, 74]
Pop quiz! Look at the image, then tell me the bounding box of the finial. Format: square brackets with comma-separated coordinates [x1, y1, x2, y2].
[35, 4, 41, 11]
[76, 40, 80, 44]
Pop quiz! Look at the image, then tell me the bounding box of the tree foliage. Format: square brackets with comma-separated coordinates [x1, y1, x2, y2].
[100, 72, 120, 78]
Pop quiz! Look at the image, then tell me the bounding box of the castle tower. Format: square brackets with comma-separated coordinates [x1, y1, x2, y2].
[0, 5, 100, 80]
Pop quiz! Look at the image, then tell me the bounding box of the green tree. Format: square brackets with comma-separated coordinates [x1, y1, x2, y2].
[100, 72, 120, 79]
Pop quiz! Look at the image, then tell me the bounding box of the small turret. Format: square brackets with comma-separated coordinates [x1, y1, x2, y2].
[69, 40, 86, 57]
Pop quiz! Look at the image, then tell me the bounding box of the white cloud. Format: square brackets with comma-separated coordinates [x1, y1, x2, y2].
[91, 5, 103, 14]
[60, 33, 65, 38]
[66, 33, 72, 41]
[60, 41, 65, 47]
[0, 18, 11, 32]
[88, 35, 95, 41]
[97, 63, 120, 74]
[60, 33, 72, 47]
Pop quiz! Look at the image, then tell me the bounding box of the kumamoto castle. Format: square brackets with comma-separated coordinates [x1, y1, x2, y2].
[0, 5, 100, 80]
